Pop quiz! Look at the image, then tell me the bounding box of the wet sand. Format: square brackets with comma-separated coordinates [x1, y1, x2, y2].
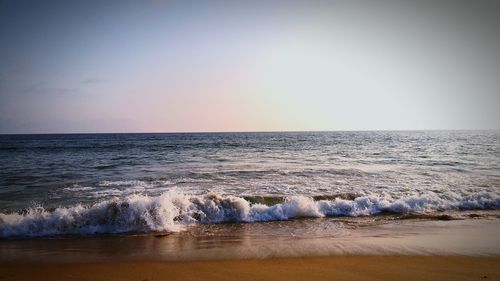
[1, 256, 499, 281]
[1, 216, 499, 281]
[2, 215, 499, 262]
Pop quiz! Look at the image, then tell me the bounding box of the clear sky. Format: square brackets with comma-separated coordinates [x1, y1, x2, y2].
[1, 0, 499, 133]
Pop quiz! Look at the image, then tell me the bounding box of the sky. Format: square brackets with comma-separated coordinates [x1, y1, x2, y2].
[0, 0, 499, 133]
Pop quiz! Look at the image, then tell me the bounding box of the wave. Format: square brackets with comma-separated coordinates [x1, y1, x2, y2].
[0, 189, 499, 238]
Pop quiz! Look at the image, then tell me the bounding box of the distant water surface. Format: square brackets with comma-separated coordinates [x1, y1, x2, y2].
[0, 131, 499, 237]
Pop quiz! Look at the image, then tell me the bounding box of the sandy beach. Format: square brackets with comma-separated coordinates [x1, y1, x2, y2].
[1, 217, 499, 280]
[1, 256, 499, 281]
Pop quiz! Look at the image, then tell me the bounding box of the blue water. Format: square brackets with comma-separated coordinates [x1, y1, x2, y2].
[0, 131, 499, 237]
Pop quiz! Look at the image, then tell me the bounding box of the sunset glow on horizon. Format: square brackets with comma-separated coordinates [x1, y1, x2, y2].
[1, 0, 499, 134]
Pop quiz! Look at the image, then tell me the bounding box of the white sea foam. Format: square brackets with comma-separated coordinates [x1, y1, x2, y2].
[0, 189, 499, 238]
[98, 180, 151, 187]
[63, 185, 95, 192]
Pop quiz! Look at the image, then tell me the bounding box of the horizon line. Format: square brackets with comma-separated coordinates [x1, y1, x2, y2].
[1, 128, 499, 136]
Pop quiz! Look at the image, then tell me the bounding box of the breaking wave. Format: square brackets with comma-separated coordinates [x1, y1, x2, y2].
[1, 189, 499, 238]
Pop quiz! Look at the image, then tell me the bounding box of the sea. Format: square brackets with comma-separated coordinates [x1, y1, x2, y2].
[0, 131, 499, 239]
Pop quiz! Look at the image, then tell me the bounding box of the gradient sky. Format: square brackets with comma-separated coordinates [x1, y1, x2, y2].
[1, 0, 499, 133]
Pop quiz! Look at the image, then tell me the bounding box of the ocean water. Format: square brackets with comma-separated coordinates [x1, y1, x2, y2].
[0, 131, 499, 238]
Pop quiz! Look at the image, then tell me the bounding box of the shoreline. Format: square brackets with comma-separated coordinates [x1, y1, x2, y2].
[2, 215, 499, 281]
[1, 216, 499, 263]
[1, 256, 499, 281]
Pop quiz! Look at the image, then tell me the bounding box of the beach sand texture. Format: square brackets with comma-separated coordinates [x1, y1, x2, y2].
[1, 256, 499, 281]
